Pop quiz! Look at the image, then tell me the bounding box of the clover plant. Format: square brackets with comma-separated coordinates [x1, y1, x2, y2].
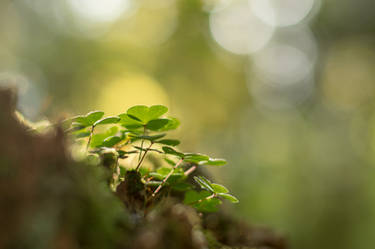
[63, 105, 238, 213]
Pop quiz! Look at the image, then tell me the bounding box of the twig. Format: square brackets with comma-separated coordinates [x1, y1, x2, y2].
[135, 142, 153, 171]
[184, 165, 197, 176]
[152, 158, 183, 197]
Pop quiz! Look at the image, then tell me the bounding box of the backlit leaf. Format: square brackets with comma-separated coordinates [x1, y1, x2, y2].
[146, 119, 169, 131]
[127, 105, 168, 124]
[184, 153, 210, 163]
[200, 158, 227, 166]
[148, 105, 168, 121]
[102, 136, 122, 147]
[194, 176, 214, 192]
[211, 183, 229, 194]
[184, 190, 211, 204]
[119, 113, 143, 129]
[66, 123, 87, 132]
[194, 198, 221, 213]
[156, 139, 180, 146]
[127, 105, 149, 123]
[72, 111, 104, 127]
[164, 158, 177, 166]
[94, 116, 120, 126]
[162, 146, 185, 158]
[184, 190, 221, 212]
[90, 126, 119, 148]
[73, 116, 91, 127]
[86, 111, 104, 124]
[75, 131, 91, 139]
[132, 133, 166, 142]
[157, 118, 180, 131]
[218, 193, 239, 203]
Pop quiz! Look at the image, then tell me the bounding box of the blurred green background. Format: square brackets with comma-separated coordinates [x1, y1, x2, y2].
[1, 0, 375, 248]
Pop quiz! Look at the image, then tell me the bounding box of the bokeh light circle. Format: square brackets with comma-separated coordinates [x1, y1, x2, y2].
[253, 43, 313, 86]
[66, 0, 131, 23]
[209, 2, 274, 55]
[249, 0, 315, 27]
[247, 25, 317, 110]
[249, 76, 314, 111]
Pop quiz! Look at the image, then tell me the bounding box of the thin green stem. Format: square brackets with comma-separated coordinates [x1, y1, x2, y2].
[152, 158, 184, 197]
[135, 142, 153, 171]
[138, 125, 146, 162]
[86, 125, 95, 152]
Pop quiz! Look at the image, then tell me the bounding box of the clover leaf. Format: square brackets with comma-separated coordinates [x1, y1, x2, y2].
[94, 116, 120, 126]
[127, 105, 168, 124]
[73, 111, 104, 127]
